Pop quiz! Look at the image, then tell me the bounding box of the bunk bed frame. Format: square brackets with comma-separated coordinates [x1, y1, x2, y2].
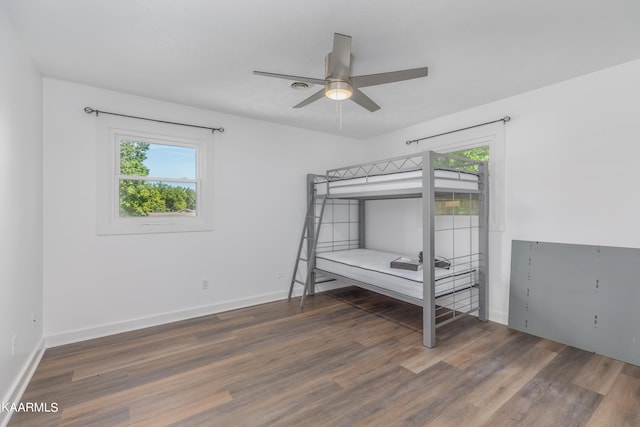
[291, 150, 488, 348]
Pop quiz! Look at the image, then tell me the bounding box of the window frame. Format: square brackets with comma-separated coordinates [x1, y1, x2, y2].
[97, 121, 214, 235]
[417, 122, 505, 232]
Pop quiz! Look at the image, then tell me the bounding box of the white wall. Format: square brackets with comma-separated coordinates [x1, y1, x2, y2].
[42, 79, 365, 345]
[0, 9, 44, 416]
[363, 59, 640, 323]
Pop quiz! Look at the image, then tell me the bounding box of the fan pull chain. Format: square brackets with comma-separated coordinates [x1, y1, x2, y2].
[335, 101, 343, 130]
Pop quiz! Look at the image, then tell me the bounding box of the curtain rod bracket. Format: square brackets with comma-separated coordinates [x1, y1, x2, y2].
[84, 107, 224, 133]
[406, 116, 510, 145]
[84, 107, 99, 116]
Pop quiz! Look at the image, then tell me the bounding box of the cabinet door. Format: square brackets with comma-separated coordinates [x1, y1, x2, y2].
[509, 240, 639, 366]
[592, 246, 640, 366]
[509, 241, 597, 352]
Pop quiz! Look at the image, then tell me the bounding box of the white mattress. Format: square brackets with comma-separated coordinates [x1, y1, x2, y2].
[316, 169, 479, 197]
[315, 249, 476, 301]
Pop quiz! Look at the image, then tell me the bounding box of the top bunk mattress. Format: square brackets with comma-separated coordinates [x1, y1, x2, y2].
[315, 169, 479, 198]
[315, 248, 476, 301]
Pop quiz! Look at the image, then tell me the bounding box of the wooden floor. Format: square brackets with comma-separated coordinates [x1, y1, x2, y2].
[9, 287, 640, 427]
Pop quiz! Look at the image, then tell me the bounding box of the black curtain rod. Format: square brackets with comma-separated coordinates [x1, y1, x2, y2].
[84, 107, 224, 134]
[405, 116, 510, 145]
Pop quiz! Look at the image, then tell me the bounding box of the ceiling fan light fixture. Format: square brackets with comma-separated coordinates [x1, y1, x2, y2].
[325, 81, 353, 100]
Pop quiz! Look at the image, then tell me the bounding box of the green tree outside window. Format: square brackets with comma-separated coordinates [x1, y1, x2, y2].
[119, 141, 197, 217]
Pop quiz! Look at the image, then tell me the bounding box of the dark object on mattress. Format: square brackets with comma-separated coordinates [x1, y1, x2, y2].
[419, 251, 451, 269]
[390, 257, 423, 271]
[435, 256, 451, 269]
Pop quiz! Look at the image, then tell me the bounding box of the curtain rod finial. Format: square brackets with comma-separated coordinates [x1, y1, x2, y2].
[503, 116, 511, 122]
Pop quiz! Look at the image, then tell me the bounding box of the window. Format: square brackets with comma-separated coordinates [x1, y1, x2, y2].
[97, 123, 213, 235]
[447, 146, 490, 165]
[434, 146, 488, 215]
[418, 122, 505, 231]
[118, 139, 198, 217]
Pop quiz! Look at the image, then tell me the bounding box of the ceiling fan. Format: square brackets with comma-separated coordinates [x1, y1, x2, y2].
[253, 33, 428, 112]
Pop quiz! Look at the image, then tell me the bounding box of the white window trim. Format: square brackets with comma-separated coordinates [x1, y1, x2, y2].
[418, 121, 505, 232]
[96, 116, 214, 235]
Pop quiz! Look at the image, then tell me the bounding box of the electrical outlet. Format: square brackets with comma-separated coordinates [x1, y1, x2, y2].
[202, 279, 209, 290]
[11, 335, 16, 356]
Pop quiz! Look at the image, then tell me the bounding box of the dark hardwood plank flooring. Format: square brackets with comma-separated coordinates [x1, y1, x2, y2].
[8, 286, 640, 426]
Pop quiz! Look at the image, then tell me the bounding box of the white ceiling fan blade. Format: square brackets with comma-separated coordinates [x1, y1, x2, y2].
[351, 67, 428, 88]
[293, 89, 326, 108]
[253, 71, 327, 86]
[327, 33, 352, 79]
[350, 89, 380, 112]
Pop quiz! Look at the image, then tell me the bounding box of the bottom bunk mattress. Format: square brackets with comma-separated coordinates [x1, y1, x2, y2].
[315, 248, 476, 301]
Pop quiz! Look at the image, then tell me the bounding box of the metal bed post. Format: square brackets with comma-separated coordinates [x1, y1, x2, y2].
[358, 200, 365, 249]
[306, 174, 317, 296]
[477, 162, 489, 321]
[422, 151, 436, 348]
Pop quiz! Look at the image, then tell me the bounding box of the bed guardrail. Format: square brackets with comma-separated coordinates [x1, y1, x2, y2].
[322, 152, 484, 199]
[326, 152, 483, 182]
[326, 153, 424, 182]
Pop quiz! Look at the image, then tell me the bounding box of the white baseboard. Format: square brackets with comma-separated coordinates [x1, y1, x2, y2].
[45, 290, 295, 348]
[0, 339, 46, 427]
[289, 280, 348, 297]
[489, 309, 508, 325]
[45, 283, 351, 348]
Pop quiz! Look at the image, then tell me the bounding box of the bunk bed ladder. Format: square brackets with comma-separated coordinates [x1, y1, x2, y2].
[288, 194, 327, 308]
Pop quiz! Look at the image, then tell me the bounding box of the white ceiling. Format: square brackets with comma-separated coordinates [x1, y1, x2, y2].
[3, 0, 640, 139]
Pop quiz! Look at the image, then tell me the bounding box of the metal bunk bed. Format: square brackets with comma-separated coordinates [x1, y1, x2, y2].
[289, 151, 489, 348]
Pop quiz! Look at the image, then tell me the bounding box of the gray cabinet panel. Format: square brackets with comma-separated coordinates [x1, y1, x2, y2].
[509, 240, 640, 366]
[592, 246, 640, 365]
